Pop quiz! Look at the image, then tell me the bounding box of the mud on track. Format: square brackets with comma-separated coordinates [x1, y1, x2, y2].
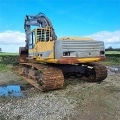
[0, 67, 120, 120]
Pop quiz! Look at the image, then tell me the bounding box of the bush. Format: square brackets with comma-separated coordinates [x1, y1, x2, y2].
[0, 55, 19, 65]
[106, 54, 120, 58]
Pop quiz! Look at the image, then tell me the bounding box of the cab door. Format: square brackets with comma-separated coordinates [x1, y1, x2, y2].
[28, 31, 36, 58]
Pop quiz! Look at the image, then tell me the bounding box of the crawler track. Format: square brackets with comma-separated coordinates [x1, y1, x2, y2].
[18, 62, 107, 91]
[19, 63, 64, 91]
[87, 63, 107, 82]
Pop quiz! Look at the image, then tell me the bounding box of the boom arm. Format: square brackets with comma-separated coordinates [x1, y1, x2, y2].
[24, 12, 57, 48]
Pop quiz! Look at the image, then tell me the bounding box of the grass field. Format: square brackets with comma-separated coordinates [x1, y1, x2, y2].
[105, 51, 120, 54]
[0, 51, 119, 67]
[0, 64, 13, 71]
[102, 59, 120, 66]
[0, 52, 18, 55]
[104, 51, 120, 65]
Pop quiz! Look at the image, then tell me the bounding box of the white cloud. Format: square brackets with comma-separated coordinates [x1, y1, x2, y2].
[0, 30, 120, 52]
[0, 30, 25, 45]
[85, 30, 120, 48]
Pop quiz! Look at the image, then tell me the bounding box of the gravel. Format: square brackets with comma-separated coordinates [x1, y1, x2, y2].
[0, 91, 76, 120]
[0, 67, 120, 120]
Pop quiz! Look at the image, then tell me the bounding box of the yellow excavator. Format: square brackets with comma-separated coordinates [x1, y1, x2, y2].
[19, 12, 107, 91]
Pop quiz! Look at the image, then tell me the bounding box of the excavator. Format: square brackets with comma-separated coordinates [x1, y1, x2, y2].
[19, 12, 107, 91]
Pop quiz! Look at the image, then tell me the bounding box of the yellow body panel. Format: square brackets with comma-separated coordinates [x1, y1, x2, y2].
[37, 41, 54, 58]
[77, 57, 102, 63]
[29, 41, 54, 58]
[35, 57, 103, 64]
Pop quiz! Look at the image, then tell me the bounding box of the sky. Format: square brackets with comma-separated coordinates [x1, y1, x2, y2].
[0, 0, 120, 52]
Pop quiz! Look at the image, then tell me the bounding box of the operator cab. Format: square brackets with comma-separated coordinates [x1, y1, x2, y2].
[28, 27, 52, 49]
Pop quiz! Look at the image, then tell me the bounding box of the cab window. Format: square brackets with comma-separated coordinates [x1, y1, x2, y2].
[29, 32, 35, 49]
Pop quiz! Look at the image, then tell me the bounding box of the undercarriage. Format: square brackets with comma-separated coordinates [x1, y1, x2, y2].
[19, 62, 107, 91]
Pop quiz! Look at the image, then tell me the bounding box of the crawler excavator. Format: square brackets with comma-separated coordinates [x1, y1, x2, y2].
[19, 12, 107, 91]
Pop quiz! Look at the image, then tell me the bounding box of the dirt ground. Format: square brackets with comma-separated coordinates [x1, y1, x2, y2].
[0, 67, 120, 120]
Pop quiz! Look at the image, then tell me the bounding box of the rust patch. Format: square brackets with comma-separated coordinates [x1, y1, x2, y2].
[58, 56, 106, 64]
[58, 57, 79, 64]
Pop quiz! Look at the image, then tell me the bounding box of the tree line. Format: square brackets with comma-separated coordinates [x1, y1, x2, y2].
[105, 46, 120, 51]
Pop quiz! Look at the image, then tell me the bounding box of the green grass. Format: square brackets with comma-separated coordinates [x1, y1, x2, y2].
[0, 64, 13, 71]
[0, 52, 18, 56]
[104, 51, 120, 65]
[102, 57, 120, 66]
[105, 51, 120, 54]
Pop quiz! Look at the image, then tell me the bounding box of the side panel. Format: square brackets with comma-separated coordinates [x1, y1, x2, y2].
[29, 41, 54, 59]
[55, 40, 63, 59]
[37, 41, 54, 58]
[55, 40, 105, 59]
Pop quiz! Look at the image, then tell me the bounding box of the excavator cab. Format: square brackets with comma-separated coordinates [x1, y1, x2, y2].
[19, 27, 52, 62]
[28, 27, 55, 59]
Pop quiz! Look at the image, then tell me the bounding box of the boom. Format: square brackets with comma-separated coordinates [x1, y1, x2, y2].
[24, 12, 57, 48]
